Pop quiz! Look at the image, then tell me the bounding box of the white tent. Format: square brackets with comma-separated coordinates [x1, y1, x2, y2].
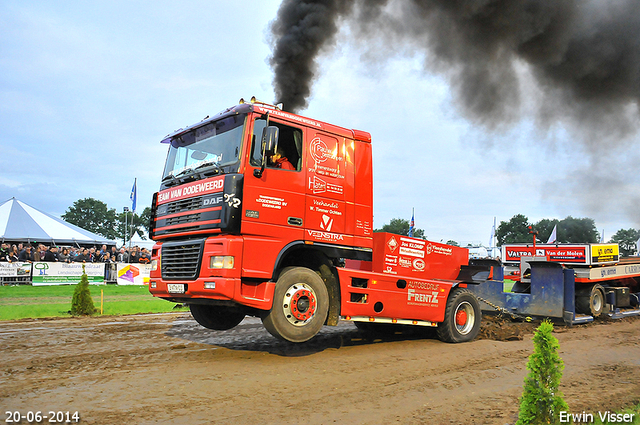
[0, 197, 116, 246]
[119, 232, 155, 250]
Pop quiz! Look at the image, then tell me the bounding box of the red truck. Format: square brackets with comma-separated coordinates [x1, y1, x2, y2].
[148, 98, 486, 343]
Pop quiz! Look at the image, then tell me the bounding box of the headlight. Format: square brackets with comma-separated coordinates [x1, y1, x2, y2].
[151, 259, 159, 271]
[210, 256, 234, 269]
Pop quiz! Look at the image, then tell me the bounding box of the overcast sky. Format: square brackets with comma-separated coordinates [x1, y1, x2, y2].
[1, 1, 638, 246]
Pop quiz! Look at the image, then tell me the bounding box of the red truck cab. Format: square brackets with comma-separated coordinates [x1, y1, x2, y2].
[149, 98, 483, 343]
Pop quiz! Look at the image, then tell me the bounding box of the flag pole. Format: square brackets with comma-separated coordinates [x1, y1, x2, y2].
[129, 178, 137, 251]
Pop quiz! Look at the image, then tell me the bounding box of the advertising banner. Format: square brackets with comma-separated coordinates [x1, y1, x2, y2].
[31, 262, 105, 285]
[502, 245, 587, 264]
[501, 244, 619, 265]
[0, 262, 32, 277]
[117, 263, 151, 285]
[590, 243, 619, 264]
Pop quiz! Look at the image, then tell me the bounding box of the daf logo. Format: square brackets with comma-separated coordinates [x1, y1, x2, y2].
[202, 195, 223, 206]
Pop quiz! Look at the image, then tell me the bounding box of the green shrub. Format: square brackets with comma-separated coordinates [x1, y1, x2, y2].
[70, 264, 97, 316]
[516, 320, 569, 425]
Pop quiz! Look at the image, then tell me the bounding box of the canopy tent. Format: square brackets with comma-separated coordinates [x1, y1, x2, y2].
[0, 198, 116, 246]
[119, 232, 155, 250]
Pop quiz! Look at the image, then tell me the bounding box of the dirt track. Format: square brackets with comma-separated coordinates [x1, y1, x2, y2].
[1, 313, 639, 424]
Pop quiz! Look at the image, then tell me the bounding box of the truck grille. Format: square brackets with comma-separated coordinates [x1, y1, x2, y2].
[161, 240, 204, 280]
[165, 213, 202, 226]
[166, 197, 203, 215]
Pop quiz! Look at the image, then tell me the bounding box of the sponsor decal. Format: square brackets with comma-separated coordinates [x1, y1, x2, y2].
[625, 264, 640, 274]
[591, 244, 619, 263]
[413, 258, 426, 271]
[384, 255, 398, 266]
[319, 214, 334, 231]
[387, 236, 399, 253]
[308, 137, 344, 179]
[307, 229, 344, 242]
[503, 245, 589, 263]
[255, 106, 322, 128]
[427, 243, 453, 256]
[399, 257, 412, 268]
[400, 247, 425, 258]
[224, 193, 241, 208]
[309, 199, 343, 216]
[601, 268, 617, 277]
[356, 219, 372, 236]
[256, 195, 287, 210]
[407, 289, 439, 305]
[202, 195, 223, 206]
[384, 265, 397, 275]
[398, 237, 428, 258]
[158, 177, 224, 204]
[406, 281, 441, 306]
[308, 175, 344, 195]
[310, 137, 332, 163]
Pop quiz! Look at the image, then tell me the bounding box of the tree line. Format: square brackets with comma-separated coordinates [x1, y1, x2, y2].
[62, 199, 639, 257]
[62, 198, 151, 244]
[375, 215, 639, 257]
[497, 214, 639, 256]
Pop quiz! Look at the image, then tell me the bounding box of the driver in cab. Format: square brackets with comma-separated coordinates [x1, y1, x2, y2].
[268, 145, 295, 170]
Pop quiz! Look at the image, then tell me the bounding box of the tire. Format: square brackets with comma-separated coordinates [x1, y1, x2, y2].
[262, 267, 329, 343]
[437, 288, 482, 343]
[189, 304, 245, 330]
[576, 284, 605, 317]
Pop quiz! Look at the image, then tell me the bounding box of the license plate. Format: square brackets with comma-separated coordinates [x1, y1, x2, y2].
[167, 284, 185, 294]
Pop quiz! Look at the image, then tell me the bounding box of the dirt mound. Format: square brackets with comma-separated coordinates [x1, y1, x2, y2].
[478, 314, 538, 341]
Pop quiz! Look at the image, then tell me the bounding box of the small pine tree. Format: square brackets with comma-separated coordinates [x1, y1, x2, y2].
[70, 264, 96, 316]
[516, 320, 568, 425]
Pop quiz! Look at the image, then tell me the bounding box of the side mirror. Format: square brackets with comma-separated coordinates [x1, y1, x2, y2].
[253, 126, 279, 178]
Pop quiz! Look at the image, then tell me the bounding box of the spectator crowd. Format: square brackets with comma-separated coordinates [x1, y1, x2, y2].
[0, 243, 152, 264]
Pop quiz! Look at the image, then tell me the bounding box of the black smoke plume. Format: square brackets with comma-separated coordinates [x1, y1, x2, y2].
[269, 0, 640, 142]
[268, 0, 354, 113]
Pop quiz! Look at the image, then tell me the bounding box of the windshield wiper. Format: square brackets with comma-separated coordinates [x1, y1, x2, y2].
[162, 160, 223, 188]
[194, 159, 223, 175]
[161, 173, 180, 187]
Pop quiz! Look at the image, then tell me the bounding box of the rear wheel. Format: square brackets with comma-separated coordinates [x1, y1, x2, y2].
[262, 267, 329, 343]
[576, 284, 605, 317]
[189, 304, 245, 330]
[437, 288, 481, 343]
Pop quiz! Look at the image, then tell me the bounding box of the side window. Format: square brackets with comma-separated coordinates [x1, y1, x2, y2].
[250, 119, 302, 171]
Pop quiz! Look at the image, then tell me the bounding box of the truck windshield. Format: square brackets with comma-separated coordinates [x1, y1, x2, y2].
[161, 114, 246, 187]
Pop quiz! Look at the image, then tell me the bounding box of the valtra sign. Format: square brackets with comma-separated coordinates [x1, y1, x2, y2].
[501, 244, 619, 265]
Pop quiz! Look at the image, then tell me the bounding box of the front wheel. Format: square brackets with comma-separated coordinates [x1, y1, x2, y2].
[437, 288, 481, 343]
[262, 267, 329, 343]
[190, 304, 245, 330]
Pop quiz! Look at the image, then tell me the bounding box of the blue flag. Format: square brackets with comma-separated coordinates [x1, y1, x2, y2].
[408, 210, 415, 238]
[130, 178, 137, 213]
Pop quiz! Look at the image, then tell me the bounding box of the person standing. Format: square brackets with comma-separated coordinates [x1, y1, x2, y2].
[18, 246, 33, 262]
[117, 248, 129, 263]
[0, 243, 9, 262]
[128, 247, 140, 263]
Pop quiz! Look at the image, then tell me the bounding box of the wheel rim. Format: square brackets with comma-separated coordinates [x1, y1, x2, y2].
[593, 290, 603, 313]
[454, 301, 475, 335]
[282, 283, 317, 326]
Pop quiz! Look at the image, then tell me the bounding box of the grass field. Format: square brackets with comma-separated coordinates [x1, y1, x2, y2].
[0, 284, 187, 320]
[1, 280, 518, 321]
